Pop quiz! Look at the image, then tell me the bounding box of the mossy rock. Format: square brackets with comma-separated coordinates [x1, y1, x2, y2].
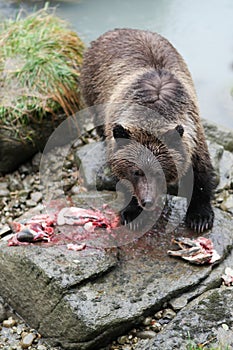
[0, 7, 85, 173]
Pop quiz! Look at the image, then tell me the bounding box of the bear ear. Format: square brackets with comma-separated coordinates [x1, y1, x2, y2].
[113, 124, 131, 140]
[175, 124, 184, 137]
[162, 124, 184, 150]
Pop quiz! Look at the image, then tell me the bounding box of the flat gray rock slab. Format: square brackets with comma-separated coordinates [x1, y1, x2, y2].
[0, 206, 232, 349]
[135, 286, 233, 350]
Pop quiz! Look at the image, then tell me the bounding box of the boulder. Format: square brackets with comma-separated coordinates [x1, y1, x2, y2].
[0, 198, 232, 349]
[135, 286, 233, 350]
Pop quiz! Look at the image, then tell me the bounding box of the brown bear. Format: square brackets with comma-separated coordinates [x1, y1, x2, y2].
[80, 28, 216, 233]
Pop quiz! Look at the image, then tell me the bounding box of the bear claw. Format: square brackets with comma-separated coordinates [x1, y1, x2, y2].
[185, 204, 214, 233]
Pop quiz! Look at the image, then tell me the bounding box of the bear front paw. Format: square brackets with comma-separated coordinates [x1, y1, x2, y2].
[185, 203, 214, 233]
[120, 204, 143, 230]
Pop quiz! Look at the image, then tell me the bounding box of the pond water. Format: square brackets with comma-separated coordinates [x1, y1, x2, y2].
[0, 0, 233, 130]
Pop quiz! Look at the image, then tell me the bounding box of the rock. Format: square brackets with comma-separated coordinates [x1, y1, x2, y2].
[142, 317, 152, 326]
[169, 295, 188, 310]
[202, 118, 233, 152]
[3, 317, 17, 328]
[150, 321, 162, 332]
[31, 152, 42, 172]
[154, 310, 163, 320]
[0, 189, 10, 197]
[18, 164, 32, 176]
[220, 194, 233, 213]
[75, 141, 117, 190]
[136, 330, 156, 339]
[37, 346, 47, 350]
[0, 201, 232, 349]
[30, 191, 43, 203]
[117, 335, 128, 344]
[0, 114, 66, 174]
[162, 308, 176, 320]
[207, 141, 224, 179]
[21, 332, 36, 348]
[135, 287, 233, 350]
[0, 182, 10, 197]
[25, 199, 37, 208]
[7, 176, 23, 192]
[217, 150, 233, 191]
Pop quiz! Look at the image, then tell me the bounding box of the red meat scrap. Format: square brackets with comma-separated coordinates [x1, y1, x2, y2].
[8, 214, 55, 246]
[167, 236, 221, 265]
[7, 207, 120, 247]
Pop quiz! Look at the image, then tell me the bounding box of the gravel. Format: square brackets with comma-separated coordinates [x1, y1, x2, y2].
[0, 131, 232, 350]
[0, 140, 87, 349]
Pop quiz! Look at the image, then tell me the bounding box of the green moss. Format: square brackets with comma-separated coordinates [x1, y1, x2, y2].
[0, 5, 85, 130]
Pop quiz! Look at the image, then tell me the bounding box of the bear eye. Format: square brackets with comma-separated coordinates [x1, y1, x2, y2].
[133, 169, 144, 177]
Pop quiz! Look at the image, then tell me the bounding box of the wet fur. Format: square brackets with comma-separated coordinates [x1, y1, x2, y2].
[80, 28, 216, 233]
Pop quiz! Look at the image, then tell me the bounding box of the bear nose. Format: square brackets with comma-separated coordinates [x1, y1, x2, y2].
[141, 199, 154, 209]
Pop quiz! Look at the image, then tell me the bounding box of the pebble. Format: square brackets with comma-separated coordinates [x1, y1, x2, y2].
[37, 345, 47, 350]
[150, 321, 162, 332]
[21, 332, 36, 348]
[154, 310, 163, 319]
[117, 335, 128, 344]
[32, 152, 42, 171]
[136, 330, 156, 339]
[220, 194, 233, 213]
[142, 317, 152, 326]
[169, 295, 188, 311]
[25, 199, 37, 208]
[0, 188, 10, 197]
[3, 317, 17, 328]
[162, 308, 176, 319]
[30, 191, 43, 203]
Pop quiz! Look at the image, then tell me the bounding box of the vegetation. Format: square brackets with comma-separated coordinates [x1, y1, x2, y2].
[186, 340, 231, 350]
[187, 346, 230, 350]
[0, 5, 85, 129]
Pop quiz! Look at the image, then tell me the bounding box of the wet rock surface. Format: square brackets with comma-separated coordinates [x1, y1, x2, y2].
[1, 119, 233, 349]
[135, 287, 233, 350]
[203, 118, 233, 152]
[0, 114, 67, 174]
[0, 205, 232, 349]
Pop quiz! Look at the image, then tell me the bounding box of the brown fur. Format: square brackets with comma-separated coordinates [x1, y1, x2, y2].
[80, 28, 215, 232]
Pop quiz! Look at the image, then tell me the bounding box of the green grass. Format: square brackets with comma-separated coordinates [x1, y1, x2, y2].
[187, 346, 230, 350]
[0, 5, 84, 129]
[186, 340, 231, 350]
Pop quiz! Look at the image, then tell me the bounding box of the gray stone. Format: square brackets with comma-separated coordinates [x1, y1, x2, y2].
[162, 308, 176, 320]
[136, 330, 156, 339]
[217, 150, 233, 191]
[202, 118, 233, 152]
[169, 295, 188, 310]
[220, 194, 233, 213]
[75, 141, 117, 190]
[0, 188, 10, 197]
[135, 287, 233, 350]
[207, 141, 224, 178]
[0, 114, 66, 174]
[0, 182, 10, 197]
[3, 317, 17, 328]
[21, 332, 36, 349]
[0, 203, 232, 349]
[31, 152, 42, 172]
[30, 191, 43, 203]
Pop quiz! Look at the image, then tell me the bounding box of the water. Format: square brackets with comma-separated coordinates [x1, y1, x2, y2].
[0, 0, 233, 129]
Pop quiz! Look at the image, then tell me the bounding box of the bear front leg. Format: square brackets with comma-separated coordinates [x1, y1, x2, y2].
[185, 152, 216, 233]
